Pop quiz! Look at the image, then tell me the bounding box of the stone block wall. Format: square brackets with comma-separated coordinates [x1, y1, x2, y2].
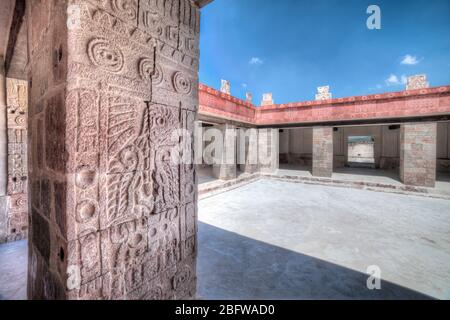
[27, 0, 200, 300]
[312, 127, 333, 177]
[400, 123, 437, 187]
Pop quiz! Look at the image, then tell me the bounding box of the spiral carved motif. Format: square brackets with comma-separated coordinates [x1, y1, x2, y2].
[88, 39, 124, 73]
[152, 64, 164, 86]
[139, 58, 154, 81]
[111, 0, 138, 20]
[173, 72, 192, 94]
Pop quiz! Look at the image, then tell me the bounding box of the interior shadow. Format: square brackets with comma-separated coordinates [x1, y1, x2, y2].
[436, 172, 450, 183]
[279, 163, 313, 175]
[197, 222, 434, 300]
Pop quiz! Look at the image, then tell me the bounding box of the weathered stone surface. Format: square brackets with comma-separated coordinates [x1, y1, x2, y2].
[400, 123, 437, 187]
[220, 79, 230, 95]
[406, 74, 429, 91]
[3, 77, 29, 242]
[258, 129, 279, 173]
[261, 93, 274, 106]
[0, 58, 7, 244]
[312, 127, 333, 177]
[315, 85, 332, 101]
[32, 208, 50, 263]
[213, 124, 237, 180]
[245, 92, 253, 103]
[27, 0, 201, 300]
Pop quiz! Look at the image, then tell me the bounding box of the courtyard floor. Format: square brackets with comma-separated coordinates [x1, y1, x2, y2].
[0, 239, 27, 300]
[1, 179, 449, 300]
[197, 179, 450, 299]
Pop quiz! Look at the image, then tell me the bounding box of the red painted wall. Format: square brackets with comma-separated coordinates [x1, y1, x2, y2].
[199, 84, 450, 126]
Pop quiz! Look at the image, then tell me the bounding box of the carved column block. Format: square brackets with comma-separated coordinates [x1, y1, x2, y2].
[312, 127, 333, 177]
[400, 122, 437, 187]
[258, 128, 279, 173]
[5, 78, 28, 242]
[213, 124, 237, 180]
[28, 0, 201, 300]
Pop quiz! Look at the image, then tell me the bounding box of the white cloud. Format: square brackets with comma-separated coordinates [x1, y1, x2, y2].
[385, 74, 400, 86]
[385, 74, 407, 86]
[242, 83, 248, 88]
[401, 54, 421, 65]
[249, 57, 263, 66]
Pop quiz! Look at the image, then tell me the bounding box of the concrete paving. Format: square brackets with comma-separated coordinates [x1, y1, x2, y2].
[278, 164, 450, 192]
[198, 179, 450, 299]
[0, 239, 27, 300]
[1, 179, 449, 300]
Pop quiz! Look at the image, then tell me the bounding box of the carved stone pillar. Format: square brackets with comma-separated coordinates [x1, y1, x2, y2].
[213, 123, 237, 180]
[258, 128, 279, 173]
[5, 78, 29, 242]
[239, 128, 259, 174]
[0, 58, 7, 243]
[400, 122, 437, 187]
[312, 127, 333, 177]
[27, 0, 200, 300]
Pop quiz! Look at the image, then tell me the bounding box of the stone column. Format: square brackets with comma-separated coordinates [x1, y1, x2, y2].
[400, 122, 437, 187]
[258, 128, 279, 173]
[239, 128, 259, 174]
[5, 78, 29, 242]
[0, 57, 7, 243]
[27, 0, 200, 300]
[213, 123, 237, 180]
[312, 127, 333, 177]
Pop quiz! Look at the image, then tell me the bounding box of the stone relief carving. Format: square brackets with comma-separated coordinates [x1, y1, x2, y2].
[406, 74, 429, 90]
[111, 0, 138, 21]
[138, 57, 155, 81]
[261, 93, 274, 106]
[315, 85, 332, 101]
[5, 79, 28, 242]
[28, 0, 200, 300]
[88, 38, 125, 73]
[173, 71, 192, 94]
[220, 79, 230, 95]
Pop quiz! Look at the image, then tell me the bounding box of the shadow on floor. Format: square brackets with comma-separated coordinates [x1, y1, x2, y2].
[197, 222, 434, 300]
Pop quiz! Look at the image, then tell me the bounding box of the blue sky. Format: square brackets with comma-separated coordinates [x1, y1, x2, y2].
[199, 0, 450, 105]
